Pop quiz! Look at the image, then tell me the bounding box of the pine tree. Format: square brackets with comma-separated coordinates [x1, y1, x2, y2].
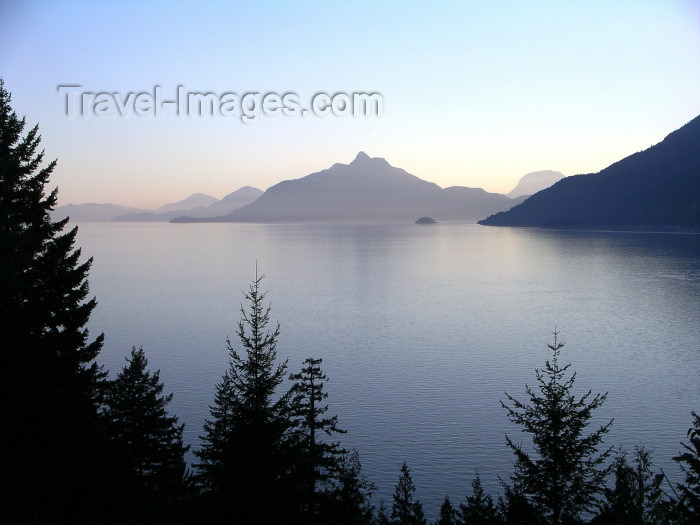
[595, 446, 668, 525]
[435, 496, 458, 525]
[391, 462, 427, 525]
[459, 473, 498, 525]
[0, 78, 111, 521]
[673, 411, 700, 522]
[194, 372, 236, 494]
[497, 477, 541, 525]
[194, 271, 295, 523]
[500, 330, 613, 524]
[105, 346, 191, 518]
[289, 356, 347, 520]
[325, 449, 376, 525]
[376, 499, 392, 525]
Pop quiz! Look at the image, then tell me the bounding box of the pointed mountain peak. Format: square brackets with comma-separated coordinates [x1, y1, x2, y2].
[348, 151, 392, 170]
[355, 151, 370, 160]
[352, 151, 371, 163]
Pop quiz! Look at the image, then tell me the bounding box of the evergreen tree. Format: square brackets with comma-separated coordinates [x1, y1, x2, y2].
[497, 477, 542, 525]
[376, 499, 392, 525]
[194, 272, 295, 523]
[391, 462, 427, 525]
[673, 411, 700, 522]
[289, 356, 348, 520]
[325, 449, 376, 525]
[0, 78, 112, 522]
[594, 446, 668, 525]
[104, 346, 191, 519]
[500, 330, 613, 524]
[459, 473, 498, 525]
[194, 372, 236, 493]
[435, 496, 458, 525]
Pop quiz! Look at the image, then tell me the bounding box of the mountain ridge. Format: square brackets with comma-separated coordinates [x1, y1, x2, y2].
[172, 152, 526, 223]
[53, 187, 263, 222]
[478, 115, 700, 231]
[507, 170, 564, 198]
[113, 186, 263, 222]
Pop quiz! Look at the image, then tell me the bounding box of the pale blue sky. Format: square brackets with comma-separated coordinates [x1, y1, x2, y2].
[1, 0, 699, 208]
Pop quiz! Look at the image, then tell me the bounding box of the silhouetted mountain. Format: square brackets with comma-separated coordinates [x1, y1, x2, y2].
[156, 193, 217, 214]
[186, 186, 263, 217]
[507, 170, 564, 198]
[172, 152, 524, 223]
[479, 116, 700, 231]
[111, 187, 263, 222]
[51, 203, 151, 222]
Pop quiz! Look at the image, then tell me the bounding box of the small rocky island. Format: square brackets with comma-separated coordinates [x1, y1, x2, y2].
[415, 216, 437, 224]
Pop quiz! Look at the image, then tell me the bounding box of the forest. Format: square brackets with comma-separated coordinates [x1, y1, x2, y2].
[2, 78, 698, 524]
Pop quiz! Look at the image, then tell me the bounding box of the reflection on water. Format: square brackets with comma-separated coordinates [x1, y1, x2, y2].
[76, 222, 700, 519]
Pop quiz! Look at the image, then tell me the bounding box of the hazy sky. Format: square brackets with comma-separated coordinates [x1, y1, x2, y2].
[1, 0, 699, 209]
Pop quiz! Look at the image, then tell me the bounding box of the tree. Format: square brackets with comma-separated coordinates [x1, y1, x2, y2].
[594, 446, 669, 525]
[500, 330, 613, 524]
[194, 372, 236, 494]
[289, 357, 348, 520]
[194, 272, 296, 523]
[497, 475, 541, 525]
[376, 499, 392, 525]
[435, 496, 458, 525]
[673, 411, 700, 522]
[104, 346, 191, 518]
[0, 78, 112, 521]
[391, 462, 427, 525]
[459, 473, 498, 525]
[324, 449, 376, 525]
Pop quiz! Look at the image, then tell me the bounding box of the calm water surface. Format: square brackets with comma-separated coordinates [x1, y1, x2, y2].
[76, 222, 700, 518]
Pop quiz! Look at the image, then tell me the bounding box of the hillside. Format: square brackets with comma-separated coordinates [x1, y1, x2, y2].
[507, 170, 564, 198]
[479, 116, 700, 231]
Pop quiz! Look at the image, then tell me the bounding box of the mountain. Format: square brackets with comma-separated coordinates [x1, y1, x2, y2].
[184, 186, 264, 217]
[172, 152, 524, 223]
[479, 115, 700, 231]
[51, 203, 151, 222]
[112, 187, 263, 222]
[507, 170, 564, 198]
[156, 193, 217, 214]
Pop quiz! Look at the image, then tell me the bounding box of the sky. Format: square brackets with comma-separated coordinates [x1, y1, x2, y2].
[1, 0, 699, 209]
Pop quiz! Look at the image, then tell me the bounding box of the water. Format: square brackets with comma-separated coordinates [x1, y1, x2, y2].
[75, 221, 700, 518]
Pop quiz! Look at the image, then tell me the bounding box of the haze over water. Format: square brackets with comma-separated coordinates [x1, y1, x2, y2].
[77, 221, 700, 518]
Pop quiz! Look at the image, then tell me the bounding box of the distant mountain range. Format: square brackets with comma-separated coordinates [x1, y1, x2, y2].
[507, 170, 564, 198]
[51, 203, 152, 222]
[52, 187, 263, 222]
[173, 152, 529, 223]
[52, 155, 567, 225]
[479, 115, 700, 231]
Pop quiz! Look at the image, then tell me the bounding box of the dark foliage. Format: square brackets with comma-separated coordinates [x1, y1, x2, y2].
[434, 496, 458, 525]
[104, 346, 192, 521]
[500, 331, 613, 524]
[289, 357, 375, 523]
[497, 475, 543, 525]
[391, 462, 427, 525]
[459, 472, 499, 525]
[194, 272, 298, 523]
[289, 357, 347, 520]
[376, 499, 392, 525]
[321, 449, 376, 524]
[673, 411, 700, 522]
[593, 446, 669, 524]
[0, 78, 119, 523]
